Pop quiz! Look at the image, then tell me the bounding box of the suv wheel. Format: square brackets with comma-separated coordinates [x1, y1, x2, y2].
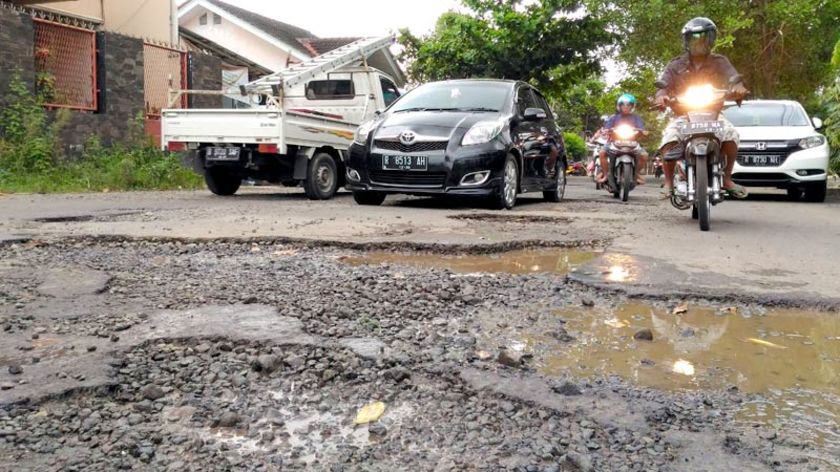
[803, 180, 827, 203]
[786, 187, 802, 201]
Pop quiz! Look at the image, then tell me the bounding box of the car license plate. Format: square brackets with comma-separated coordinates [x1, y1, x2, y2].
[382, 155, 428, 171]
[738, 154, 782, 167]
[206, 147, 241, 161]
[680, 120, 724, 135]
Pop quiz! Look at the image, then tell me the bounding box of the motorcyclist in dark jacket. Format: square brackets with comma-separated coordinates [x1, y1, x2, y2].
[654, 17, 750, 199]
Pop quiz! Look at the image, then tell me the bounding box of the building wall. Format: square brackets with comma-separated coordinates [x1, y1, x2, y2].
[28, 0, 102, 21]
[29, 0, 175, 43]
[181, 11, 293, 72]
[0, 6, 35, 104]
[103, 0, 173, 44]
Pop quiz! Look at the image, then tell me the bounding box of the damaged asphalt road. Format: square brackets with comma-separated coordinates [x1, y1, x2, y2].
[0, 178, 838, 471]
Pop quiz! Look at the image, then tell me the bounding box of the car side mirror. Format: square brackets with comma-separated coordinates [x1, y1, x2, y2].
[812, 117, 823, 130]
[523, 107, 546, 122]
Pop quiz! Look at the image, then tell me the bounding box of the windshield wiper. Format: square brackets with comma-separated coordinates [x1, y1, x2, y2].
[392, 107, 464, 113]
[458, 107, 499, 112]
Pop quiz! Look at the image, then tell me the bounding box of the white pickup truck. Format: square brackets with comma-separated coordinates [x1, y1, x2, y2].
[161, 37, 401, 199]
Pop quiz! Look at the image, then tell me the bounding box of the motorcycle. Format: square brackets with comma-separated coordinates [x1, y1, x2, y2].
[661, 84, 741, 231]
[605, 124, 643, 202]
[587, 136, 607, 190]
[653, 155, 663, 179]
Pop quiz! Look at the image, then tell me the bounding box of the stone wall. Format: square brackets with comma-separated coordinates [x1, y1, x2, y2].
[188, 51, 223, 110]
[0, 6, 35, 107]
[60, 32, 146, 149]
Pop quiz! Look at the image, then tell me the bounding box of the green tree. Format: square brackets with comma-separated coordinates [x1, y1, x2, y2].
[590, 0, 840, 103]
[398, 0, 613, 91]
[563, 131, 587, 161]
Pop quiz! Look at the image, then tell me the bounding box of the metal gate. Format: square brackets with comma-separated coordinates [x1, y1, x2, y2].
[33, 18, 97, 111]
[144, 43, 187, 118]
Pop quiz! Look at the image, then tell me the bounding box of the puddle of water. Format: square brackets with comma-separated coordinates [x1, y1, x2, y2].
[341, 249, 599, 276]
[521, 302, 839, 456]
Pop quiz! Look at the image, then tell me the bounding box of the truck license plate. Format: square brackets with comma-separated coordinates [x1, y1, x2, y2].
[382, 155, 428, 171]
[206, 147, 241, 161]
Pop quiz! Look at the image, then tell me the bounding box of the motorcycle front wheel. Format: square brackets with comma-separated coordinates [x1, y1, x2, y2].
[621, 162, 632, 202]
[694, 156, 710, 231]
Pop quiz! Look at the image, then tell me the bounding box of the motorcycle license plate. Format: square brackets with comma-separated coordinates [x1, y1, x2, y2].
[680, 121, 724, 135]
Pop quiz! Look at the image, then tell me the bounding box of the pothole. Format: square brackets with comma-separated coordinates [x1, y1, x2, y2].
[485, 301, 840, 457]
[448, 214, 571, 224]
[340, 248, 600, 276]
[33, 215, 94, 223]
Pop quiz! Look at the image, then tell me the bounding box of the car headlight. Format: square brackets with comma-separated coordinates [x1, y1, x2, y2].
[461, 120, 504, 146]
[354, 120, 376, 145]
[799, 135, 826, 149]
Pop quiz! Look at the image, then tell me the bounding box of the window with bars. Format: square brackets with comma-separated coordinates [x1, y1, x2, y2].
[33, 19, 97, 111]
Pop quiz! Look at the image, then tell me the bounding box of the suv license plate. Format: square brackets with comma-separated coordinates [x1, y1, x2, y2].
[382, 155, 428, 171]
[738, 154, 782, 167]
[206, 147, 241, 161]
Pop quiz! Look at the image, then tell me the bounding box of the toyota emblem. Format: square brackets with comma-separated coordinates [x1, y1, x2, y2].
[755, 142, 767, 151]
[399, 131, 417, 145]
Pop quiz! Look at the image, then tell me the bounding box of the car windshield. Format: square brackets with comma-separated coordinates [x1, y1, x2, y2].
[389, 82, 510, 113]
[722, 103, 810, 127]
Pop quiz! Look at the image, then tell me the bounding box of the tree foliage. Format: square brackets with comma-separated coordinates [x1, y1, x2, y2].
[397, 0, 613, 92]
[591, 0, 840, 103]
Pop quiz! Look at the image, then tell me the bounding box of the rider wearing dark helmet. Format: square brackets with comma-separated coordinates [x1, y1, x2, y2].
[654, 17, 750, 199]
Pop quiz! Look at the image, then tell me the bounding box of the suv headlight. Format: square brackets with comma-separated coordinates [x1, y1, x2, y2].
[461, 120, 504, 146]
[799, 135, 826, 149]
[354, 120, 376, 145]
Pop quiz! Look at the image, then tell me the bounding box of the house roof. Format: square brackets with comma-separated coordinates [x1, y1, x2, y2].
[205, 0, 316, 51]
[297, 37, 360, 57]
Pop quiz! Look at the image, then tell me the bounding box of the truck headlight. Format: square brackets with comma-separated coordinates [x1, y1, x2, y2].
[354, 120, 376, 145]
[799, 135, 826, 149]
[461, 120, 504, 146]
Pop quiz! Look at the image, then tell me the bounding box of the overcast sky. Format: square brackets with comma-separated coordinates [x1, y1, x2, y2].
[181, 0, 462, 37]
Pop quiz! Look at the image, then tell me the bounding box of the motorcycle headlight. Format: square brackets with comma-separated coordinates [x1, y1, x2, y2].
[461, 120, 504, 146]
[679, 84, 715, 108]
[354, 120, 376, 145]
[799, 135, 826, 149]
[614, 124, 637, 140]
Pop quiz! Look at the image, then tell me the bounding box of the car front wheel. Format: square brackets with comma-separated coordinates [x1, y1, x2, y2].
[491, 155, 518, 210]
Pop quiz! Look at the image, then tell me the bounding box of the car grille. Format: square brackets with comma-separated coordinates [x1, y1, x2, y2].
[369, 170, 447, 188]
[374, 140, 448, 153]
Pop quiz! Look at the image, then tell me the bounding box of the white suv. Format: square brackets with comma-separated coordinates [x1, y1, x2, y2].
[722, 100, 830, 202]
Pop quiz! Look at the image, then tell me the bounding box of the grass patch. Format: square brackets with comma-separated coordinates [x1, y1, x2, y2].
[0, 72, 202, 194]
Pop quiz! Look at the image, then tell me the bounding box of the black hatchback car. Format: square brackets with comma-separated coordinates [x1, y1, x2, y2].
[345, 79, 566, 209]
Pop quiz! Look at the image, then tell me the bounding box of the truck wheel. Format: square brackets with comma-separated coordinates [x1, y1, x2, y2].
[205, 168, 241, 196]
[353, 191, 386, 206]
[304, 152, 338, 200]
